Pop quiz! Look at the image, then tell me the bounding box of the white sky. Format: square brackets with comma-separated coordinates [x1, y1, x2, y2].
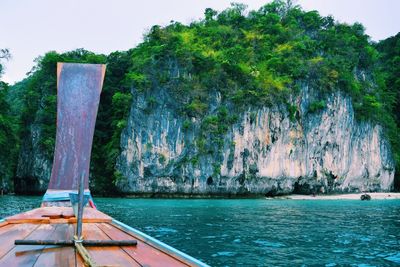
[0, 0, 399, 84]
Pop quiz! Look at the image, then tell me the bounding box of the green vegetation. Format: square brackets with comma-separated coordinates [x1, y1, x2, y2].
[182, 119, 192, 130]
[5, 49, 131, 195]
[0, 83, 19, 192]
[125, 1, 379, 112]
[0, 49, 19, 192]
[308, 100, 326, 113]
[120, 1, 398, 164]
[19, 50, 107, 156]
[158, 154, 166, 165]
[0, 49, 10, 76]
[287, 104, 298, 121]
[375, 33, 400, 189]
[1, 1, 399, 193]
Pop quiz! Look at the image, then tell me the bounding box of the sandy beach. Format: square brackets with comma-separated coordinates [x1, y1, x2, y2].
[271, 192, 400, 200]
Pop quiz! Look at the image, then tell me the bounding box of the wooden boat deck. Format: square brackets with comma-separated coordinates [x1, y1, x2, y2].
[0, 207, 201, 267]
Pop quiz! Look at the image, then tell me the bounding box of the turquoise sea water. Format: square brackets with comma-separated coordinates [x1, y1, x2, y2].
[1, 196, 399, 266]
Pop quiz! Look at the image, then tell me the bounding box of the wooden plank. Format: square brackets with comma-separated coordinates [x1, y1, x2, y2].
[5, 207, 111, 224]
[97, 223, 190, 267]
[81, 223, 141, 266]
[0, 224, 58, 266]
[67, 208, 112, 223]
[33, 224, 78, 267]
[6, 212, 50, 224]
[6, 207, 55, 224]
[0, 223, 23, 235]
[0, 224, 38, 260]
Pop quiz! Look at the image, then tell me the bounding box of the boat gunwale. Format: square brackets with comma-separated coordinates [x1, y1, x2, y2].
[0, 219, 7, 227]
[111, 219, 210, 267]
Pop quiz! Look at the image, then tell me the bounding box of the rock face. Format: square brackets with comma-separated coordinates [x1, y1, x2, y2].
[15, 83, 395, 196]
[115, 85, 395, 195]
[15, 124, 52, 194]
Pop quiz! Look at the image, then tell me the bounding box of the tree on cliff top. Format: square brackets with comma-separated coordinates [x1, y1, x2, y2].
[0, 48, 11, 78]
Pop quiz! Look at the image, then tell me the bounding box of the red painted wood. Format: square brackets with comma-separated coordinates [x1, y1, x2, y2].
[98, 222, 190, 267]
[0, 224, 58, 266]
[33, 224, 77, 267]
[0, 217, 195, 266]
[5, 207, 112, 224]
[48, 63, 105, 190]
[0, 224, 38, 260]
[82, 223, 141, 266]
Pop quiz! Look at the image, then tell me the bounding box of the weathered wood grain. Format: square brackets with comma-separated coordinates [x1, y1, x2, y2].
[48, 63, 105, 191]
[98, 222, 190, 267]
[5, 207, 111, 224]
[1, 209, 197, 266]
[81, 223, 141, 266]
[33, 224, 77, 267]
[0, 224, 38, 260]
[0, 224, 57, 266]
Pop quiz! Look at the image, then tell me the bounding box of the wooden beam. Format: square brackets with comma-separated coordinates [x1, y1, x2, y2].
[15, 239, 137, 246]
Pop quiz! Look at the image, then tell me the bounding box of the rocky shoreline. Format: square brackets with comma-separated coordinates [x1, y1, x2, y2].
[5, 191, 400, 200]
[121, 192, 400, 199]
[271, 192, 400, 200]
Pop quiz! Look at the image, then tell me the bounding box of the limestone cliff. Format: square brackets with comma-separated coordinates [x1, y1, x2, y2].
[15, 124, 52, 194]
[9, 2, 400, 195]
[115, 85, 394, 195]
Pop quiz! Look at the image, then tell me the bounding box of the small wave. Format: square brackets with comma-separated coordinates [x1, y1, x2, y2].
[384, 253, 400, 264]
[144, 226, 177, 233]
[158, 227, 177, 233]
[205, 223, 223, 227]
[253, 240, 285, 248]
[335, 238, 351, 245]
[202, 235, 216, 239]
[211, 251, 237, 257]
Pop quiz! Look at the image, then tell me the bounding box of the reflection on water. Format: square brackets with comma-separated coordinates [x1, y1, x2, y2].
[1, 196, 400, 266]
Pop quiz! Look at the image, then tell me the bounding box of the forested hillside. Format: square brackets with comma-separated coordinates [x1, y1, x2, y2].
[0, 48, 20, 192]
[1, 1, 399, 195]
[375, 33, 400, 188]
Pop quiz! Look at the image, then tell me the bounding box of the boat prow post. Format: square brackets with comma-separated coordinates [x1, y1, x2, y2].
[41, 62, 105, 208]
